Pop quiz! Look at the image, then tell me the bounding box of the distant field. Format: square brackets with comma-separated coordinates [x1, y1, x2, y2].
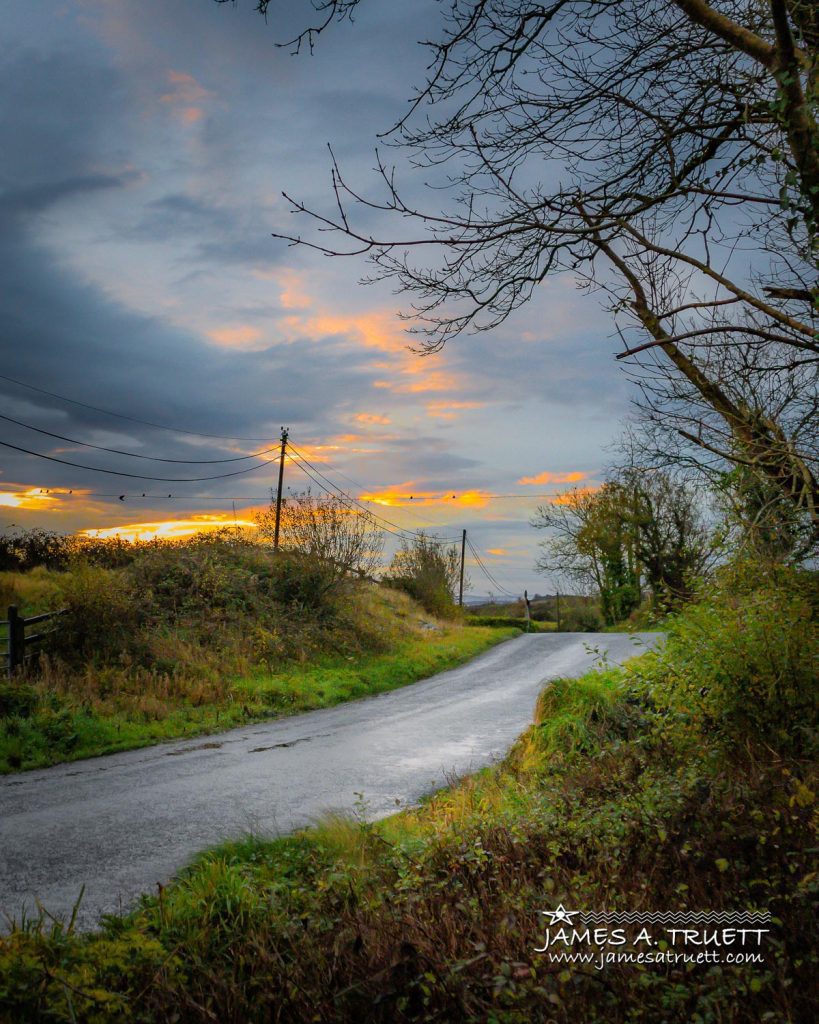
[466, 614, 555, 631]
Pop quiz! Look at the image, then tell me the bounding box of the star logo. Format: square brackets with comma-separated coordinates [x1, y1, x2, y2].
[541, 904, 577, 926]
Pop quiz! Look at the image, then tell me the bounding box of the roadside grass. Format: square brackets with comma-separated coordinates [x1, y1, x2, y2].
[1, 564, 815, 1023]
[0, 623, 515, 773]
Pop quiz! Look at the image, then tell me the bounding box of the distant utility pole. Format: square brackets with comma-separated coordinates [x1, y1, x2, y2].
[273, 426, 289, 552]
[458, 528, 467, 607]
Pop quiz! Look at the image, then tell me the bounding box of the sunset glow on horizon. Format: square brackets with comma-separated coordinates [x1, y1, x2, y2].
[0, 487, 87, 510]
[81, 515, 259, 543]
[359, 486, 495, 510]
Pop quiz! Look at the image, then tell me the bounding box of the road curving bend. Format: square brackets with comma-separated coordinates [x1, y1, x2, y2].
[0, 631, 659, 929]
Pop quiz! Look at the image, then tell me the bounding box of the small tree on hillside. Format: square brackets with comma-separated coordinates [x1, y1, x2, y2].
[383, 532, 464, 618]
[254, 490, 384, 588]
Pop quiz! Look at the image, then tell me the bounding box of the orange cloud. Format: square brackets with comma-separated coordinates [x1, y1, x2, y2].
[0, 487, 84, 510]
[486, 548, 507, 556]
[276, 269, 312, 311]
[283, 307, 463, 395]
[329, 433, 366, 445]
[425, 400, 484, 420]
[160, 70, 210, 124]
[354, 413, 391, 426]
[207, 324, 264, 349]
[517, 471, 589, 486]
[81, 515, 258, 543]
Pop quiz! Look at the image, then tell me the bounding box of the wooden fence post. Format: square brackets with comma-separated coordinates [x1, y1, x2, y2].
[7, 605, 23, 678]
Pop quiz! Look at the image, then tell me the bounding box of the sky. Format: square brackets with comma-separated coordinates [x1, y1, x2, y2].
[0, 0, 633, 598]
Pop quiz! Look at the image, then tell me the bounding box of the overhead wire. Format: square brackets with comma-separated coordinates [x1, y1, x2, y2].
[293, 449, 467, 529]
[287, 442, 462, 543]
[1, 397, 554, 588]
[466, 536, 517, 597]
[0, 438, 281, 483]
[0, 412, 281, 464]
[288, 455, 437, 542]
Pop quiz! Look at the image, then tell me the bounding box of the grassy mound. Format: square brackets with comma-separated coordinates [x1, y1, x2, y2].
[1, 565, 815, 1021]
[0, 536, 516, 771]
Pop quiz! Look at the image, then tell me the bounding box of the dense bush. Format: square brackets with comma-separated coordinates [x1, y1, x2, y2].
[383, 533, 463, 618]
[33, 536, 364, 675]
[637, 562, 817, 750]
[56, 564, 147, 666]
[557, 604, 604, 631]
[466, 615, 553, 631]
[0, 528, 165, 573]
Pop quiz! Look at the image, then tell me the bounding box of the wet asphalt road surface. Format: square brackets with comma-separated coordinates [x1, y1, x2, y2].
[0, 631, 658, 929]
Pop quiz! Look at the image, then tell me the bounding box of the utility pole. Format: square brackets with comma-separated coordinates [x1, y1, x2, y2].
[555, 587, 561, 632]
[273, 426, 289, 552]
[458, 528, 467, 607]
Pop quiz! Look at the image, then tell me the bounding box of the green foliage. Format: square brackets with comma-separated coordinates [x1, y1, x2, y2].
[57, 564, 147, 666]
[1, 577, 815, 1022]
[716, 464, 815, 562]
[0, 614, 512, 772]
[0, 683, 38, 718]
[0, 530, 517, 772]
[637, 562, 817, 750]
[535, 471, 716, 623]
[384, 532, 463, 618]
[557, 604, 604, 632]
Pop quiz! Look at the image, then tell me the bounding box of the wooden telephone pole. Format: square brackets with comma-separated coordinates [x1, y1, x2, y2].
[273, 426, 289, 552]
[458, 528, 466, 607]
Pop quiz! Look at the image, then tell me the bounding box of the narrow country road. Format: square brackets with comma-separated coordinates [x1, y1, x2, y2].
[0, 632, 658, 930]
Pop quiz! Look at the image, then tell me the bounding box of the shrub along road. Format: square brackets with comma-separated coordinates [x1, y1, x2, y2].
[0, 631, 657, 930]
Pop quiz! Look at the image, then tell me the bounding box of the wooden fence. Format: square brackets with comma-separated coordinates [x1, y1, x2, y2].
[1, 605, 67, 678]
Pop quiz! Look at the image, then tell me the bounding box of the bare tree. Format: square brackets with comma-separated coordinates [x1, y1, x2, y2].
[232, 0, 819, 537]
[255, 490, 384, 584]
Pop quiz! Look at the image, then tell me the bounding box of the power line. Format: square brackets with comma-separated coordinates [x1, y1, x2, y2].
[0, 438, 281, 483]
[466, 536, 517, 598]
[0, 372, 278, 442]
[297, 449, 449, 529]
[289, 456, 424, 541]
[0, 412, 281, 464]
[287, 443, 462, 543]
